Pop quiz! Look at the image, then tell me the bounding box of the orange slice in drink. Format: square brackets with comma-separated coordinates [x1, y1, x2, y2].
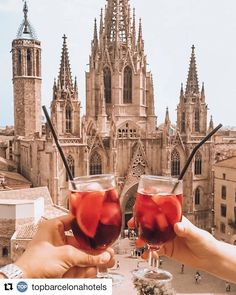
[100, 202, 121, 226]
[152, 194, 182, 225]
[76, 191, 105, 238]
[155, 213, 169, 231]
[140, 213, 155, 230]
[70, 192, 81, 216]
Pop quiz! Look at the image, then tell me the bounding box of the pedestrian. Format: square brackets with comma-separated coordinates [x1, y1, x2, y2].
[181, 264, 184, 274]
[225, 281, 231, 292]
[194, 271, 201, 284]
[116, 260, 120, 269]
[137, 261, 140, 268]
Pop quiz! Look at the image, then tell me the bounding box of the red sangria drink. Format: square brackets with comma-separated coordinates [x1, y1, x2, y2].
[134, 175, 182, 246]
[133, 175, 182, 286]
[69, 174, 122, 255]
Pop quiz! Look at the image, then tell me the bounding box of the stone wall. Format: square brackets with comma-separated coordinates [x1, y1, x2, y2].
[0, 217, 33, 266]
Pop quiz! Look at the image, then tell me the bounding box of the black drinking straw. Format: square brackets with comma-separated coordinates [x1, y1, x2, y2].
[172, 123, 223, 192]
[42, 105, 74, 183]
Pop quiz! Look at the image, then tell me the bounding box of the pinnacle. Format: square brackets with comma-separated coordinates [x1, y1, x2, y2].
[58, 34, 73, 92]
[185, 44, 199, 95]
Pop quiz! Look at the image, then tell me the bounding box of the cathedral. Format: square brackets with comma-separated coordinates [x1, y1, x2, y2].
[11, 0, 230, 232]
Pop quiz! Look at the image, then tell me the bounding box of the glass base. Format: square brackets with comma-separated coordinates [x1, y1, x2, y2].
[97, 271, 124, 286]
[132, 268, 175, 295]
[109, 272, 125, 286]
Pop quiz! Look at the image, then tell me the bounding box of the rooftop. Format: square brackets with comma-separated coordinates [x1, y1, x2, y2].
[0, 199, 34, 205]
[0, 187, 67, 219]
[214, 156, 236, 169]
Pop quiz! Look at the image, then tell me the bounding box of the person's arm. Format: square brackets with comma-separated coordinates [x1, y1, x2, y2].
[158, 217, 236, 284]
[1, 215, 114, 279]
[209, 239, 236, 283]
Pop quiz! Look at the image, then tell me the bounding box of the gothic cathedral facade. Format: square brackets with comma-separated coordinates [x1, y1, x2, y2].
[12, 1, 215, 231]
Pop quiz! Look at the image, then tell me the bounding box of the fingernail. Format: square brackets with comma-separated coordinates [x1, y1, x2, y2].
[177, 222, 185, 232]
[100, 252, 110, 263]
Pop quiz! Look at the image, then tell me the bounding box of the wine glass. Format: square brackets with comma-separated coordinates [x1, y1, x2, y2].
[132, 175, 182, 293]
[68, 174, 124, 285]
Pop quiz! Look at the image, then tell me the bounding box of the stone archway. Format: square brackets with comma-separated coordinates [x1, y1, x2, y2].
[121, 183, 138, 233]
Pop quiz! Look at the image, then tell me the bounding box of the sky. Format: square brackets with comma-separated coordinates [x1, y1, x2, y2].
[0, 0, 236, 127]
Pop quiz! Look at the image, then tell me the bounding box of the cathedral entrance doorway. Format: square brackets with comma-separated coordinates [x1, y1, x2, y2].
[121, 183, 138, 233]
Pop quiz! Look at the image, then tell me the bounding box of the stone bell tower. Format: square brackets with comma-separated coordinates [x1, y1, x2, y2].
[12, 1, 42, 138]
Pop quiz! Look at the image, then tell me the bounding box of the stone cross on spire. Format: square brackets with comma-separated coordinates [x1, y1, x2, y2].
[185, 45, 199, 95]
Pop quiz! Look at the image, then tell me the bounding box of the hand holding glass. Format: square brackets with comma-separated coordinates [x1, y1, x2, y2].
[132, 175, 182, 292]
[69, 174, 122, 255]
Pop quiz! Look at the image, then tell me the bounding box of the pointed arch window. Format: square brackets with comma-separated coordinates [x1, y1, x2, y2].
[90, 152, 102, 175]
[194, 151, 202, 175]
[123, 66, 132, 103]
[65, 104, 72, 133]
[103, 67, 111, 103]
[195, 187, 201, 205]
[2, 247, 8, 257]
[195, 109, 200, 132]
[171, 149, 180, 177]
[36, 50, 40, 77]
[17, 49, 22, 76]
[66, 155, 75, 181]
[27, 49, 32, 76]
[181, 112, 186, 132]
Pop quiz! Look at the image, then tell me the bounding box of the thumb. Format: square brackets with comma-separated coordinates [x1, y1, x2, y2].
[59, 245, 111, 267]
[174, 216, 201, 241]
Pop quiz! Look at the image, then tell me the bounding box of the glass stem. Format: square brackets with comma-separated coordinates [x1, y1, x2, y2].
[97, 266, 109, 278]
[148, 247, 159, 270]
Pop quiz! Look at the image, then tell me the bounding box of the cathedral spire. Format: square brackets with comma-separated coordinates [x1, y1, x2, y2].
[185, 45, 199, 95]
[105, 0, 130, 45]
[132, 8, 136, 48]
[100, 9, 104, 36]
[58, 34, 73, 91]
[164, 107, 171, 125]
[93, 18, 98, 41]
[208, 115, 214, 131]
[180, 83, 184, 100]
[201, 82, 205, 101]
[92, 18, 99, 55]
[137, 18, 144, 52]
[74, 76, 78, 91]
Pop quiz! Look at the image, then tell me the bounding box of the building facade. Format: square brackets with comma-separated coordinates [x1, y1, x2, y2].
[10, 0, 236, 232]
[0, 187, 67, 266]
[214, 157, 236, 244]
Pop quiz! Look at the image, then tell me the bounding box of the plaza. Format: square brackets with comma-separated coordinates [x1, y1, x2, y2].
[112, 240, 236, 295]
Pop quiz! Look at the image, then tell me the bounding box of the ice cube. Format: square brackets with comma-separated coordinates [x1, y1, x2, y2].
[83, 181, 104, 192]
